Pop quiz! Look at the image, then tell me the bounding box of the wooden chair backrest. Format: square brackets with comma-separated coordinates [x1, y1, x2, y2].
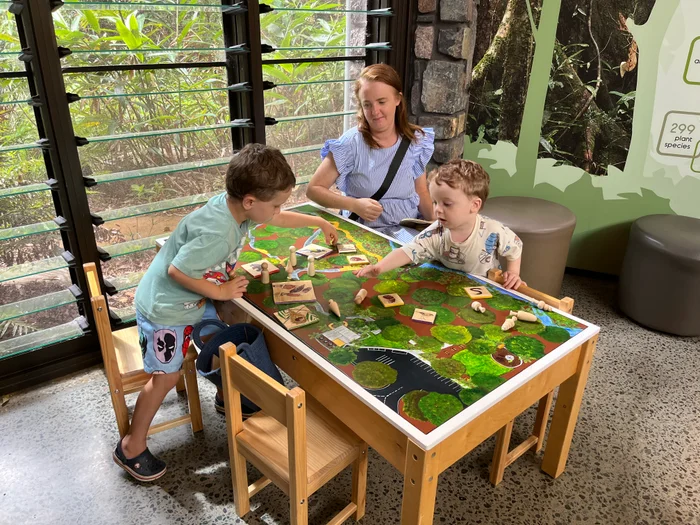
[83, 263, 121, 381]
[487, 269, 575, 314]
[83, 262, 102, 298]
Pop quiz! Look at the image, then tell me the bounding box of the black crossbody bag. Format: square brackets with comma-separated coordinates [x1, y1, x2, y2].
[348, 136, 410, 222]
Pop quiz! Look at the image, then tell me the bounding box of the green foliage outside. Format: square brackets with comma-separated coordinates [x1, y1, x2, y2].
[418, 392, 464, 426]
[352, 361, 398, 389]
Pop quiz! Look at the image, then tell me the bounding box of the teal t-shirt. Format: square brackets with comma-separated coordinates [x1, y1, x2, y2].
[135, 192, 251, 325]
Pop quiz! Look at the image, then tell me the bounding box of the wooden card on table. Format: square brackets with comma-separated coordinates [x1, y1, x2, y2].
[337, 243, 357, 254]
[378, 293, 404, 307]
[465, 286, 493, 299]
[272, 281, 317, 304]
[274, 305, 319, 330]
[412, 308, 436, 324]
[347, 254, 370, 265]
[296, 244, 333, 258]
[241, 259, 280, 279]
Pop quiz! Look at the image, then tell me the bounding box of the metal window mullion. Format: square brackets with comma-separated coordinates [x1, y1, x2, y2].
[16, 0, 101, 333]
[245, 0, 266, 144]
[388, 0, 412, 85]
[222, 0, 245, 150]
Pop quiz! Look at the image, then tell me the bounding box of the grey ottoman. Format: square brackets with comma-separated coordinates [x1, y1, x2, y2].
[619, 214, 700, 336]
[481, 197, 576, 297]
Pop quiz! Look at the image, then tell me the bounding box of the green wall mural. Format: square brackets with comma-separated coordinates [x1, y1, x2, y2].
[464, 0, 699, 274]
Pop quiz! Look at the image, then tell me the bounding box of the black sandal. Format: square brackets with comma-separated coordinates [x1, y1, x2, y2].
[214, 393, 255, 419]
[113, 439, 167, 482]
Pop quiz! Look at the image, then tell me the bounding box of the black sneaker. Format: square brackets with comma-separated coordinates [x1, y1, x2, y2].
[113, 439, 167, 482]
[214, 393, 255, 419]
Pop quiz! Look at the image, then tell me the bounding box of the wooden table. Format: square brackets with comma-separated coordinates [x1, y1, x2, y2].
[222, 204, 600, 525]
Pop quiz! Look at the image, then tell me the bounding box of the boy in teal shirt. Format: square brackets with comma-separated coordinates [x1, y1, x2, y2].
[114, 144, 337, 481]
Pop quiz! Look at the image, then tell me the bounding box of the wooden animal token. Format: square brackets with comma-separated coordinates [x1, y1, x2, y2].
[354, 288, 367, 305]
[347, 254, 370, 265]
[501, 316, 517, 331]
[337, 243, 357, 254]
[272, 282, 316, 304]
[261, 262, 270, 284]
[296, 243, 333, 258]
[241, 259, 279, 278]
[471, 301, 486, 313]
[509, 310, 538, 322]
[288, 245, 297, 267]
[412, 308, 437, 324]
[328, 299, 341, 317]
[307, 255, 315, 277]
[378, 293, 404, 308]
[274, 305, 318, 330]
[465, 286, 493, 299]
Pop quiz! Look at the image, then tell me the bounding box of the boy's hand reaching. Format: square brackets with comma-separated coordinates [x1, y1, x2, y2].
[319, 221, 338, 246]
[501, 271, 526, 290]
[354, 264, 381, 279]
[218, 275, 249, 300]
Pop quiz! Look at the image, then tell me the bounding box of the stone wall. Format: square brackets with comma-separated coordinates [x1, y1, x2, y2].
[409, 0, 478, 168]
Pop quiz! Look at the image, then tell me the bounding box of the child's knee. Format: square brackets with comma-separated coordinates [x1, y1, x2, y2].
[152, 371, 182, 389]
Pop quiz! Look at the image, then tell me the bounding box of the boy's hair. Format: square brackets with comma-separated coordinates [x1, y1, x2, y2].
[427, 159, 490, 203]
[226, 143, 296, 201]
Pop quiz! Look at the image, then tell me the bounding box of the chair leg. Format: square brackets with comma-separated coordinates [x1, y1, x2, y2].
[175, 375, 186, 392]
[351, 443, 368, 520]
[183, 358, 203, 433]
[289, 495, 308, 525]
[533, 391, 554, 453]
[490, 420, 514, 486]
[111, 387, 130, 438]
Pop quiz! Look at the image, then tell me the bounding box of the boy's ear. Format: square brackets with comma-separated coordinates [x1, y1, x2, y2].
[471, 197, 482, 213]
[241, 195, 256, 210]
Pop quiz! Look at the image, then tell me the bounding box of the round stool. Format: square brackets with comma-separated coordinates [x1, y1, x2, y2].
[481, 197, 576, 297]
[618, 214, 700, 336]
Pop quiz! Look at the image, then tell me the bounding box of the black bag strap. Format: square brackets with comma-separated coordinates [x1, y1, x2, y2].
[348, 135, 410, 222]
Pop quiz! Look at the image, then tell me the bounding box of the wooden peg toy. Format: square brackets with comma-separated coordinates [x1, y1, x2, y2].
[261, 262, 270, 284]
[471, 301, 486, 313]
[289, 245, 297, 267]
[501, 316, 516, 331]
[328, 299, 341, 317]
[354, 289, 367, 305]
[509, 310, 538, 322]
[307, 255, 315, 277]
[285, 257, 294, 279]
[536, 300, 553, 311]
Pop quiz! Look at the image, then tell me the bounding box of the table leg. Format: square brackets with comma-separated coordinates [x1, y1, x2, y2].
[541, 336, 597, 478]
[401, 440, 439, 525]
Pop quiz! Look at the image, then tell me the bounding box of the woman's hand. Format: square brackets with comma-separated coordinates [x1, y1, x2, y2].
[319, 221, 339, 245]
[352, 198, 383, 222]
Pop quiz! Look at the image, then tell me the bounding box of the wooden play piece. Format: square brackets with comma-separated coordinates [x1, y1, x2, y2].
[219, 343, 368, 525]
[328, 299, 341, 317]
[378, 293, 404, 307]
[261, 262, 270, 284]
[242, 259, 279, 279]
[354, 289, 367, 305]
[501, 316, 517, 331]
[337, 243, 357, 254]
[412, 308, 437, 324]
[465, 286, 493, 299]
[288, 245, 297, 267]
[536, 300, 553, 311]
[347, 254, 370, 265]
[274, 305, 318, 330]
[510, 310, 538, 322]
[297, 243, 333, 258]
[307, 256, 315, 277]
[285, 257, 294, 279]
[471, 301, 486, 313]
[272, 282, 316, 305]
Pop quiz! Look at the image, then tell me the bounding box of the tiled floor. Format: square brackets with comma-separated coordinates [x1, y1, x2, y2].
[1, 273, 699, 525]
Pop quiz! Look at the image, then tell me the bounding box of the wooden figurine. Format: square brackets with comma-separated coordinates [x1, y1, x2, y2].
[354, 289, 367, 305]
[307, 255, 315, 277]
[261, 262, 270, 284]
[286, 257, 294, 279]
[289, 245, 297, 267]
[501, 316, 517, 331]
[471, 301, 486, 313]
[328, 299, 341, 317]
[536, 300, 553, 311]
[509, 310, 538, 322]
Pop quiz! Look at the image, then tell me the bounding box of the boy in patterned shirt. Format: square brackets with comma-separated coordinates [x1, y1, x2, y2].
[356, 159, 525, 289]
[113, 144, 337, 482]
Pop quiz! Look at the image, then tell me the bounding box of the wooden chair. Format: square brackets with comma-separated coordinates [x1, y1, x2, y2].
[83, 262, 203, 438]
[220, 342, 368, 525]
[486, 269, 575, 486]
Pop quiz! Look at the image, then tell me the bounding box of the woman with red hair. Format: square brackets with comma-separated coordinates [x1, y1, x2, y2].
[306, 64, 435, 240]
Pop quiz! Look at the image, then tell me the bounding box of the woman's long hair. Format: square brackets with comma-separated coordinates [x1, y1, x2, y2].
[354, 64, 424, 149]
